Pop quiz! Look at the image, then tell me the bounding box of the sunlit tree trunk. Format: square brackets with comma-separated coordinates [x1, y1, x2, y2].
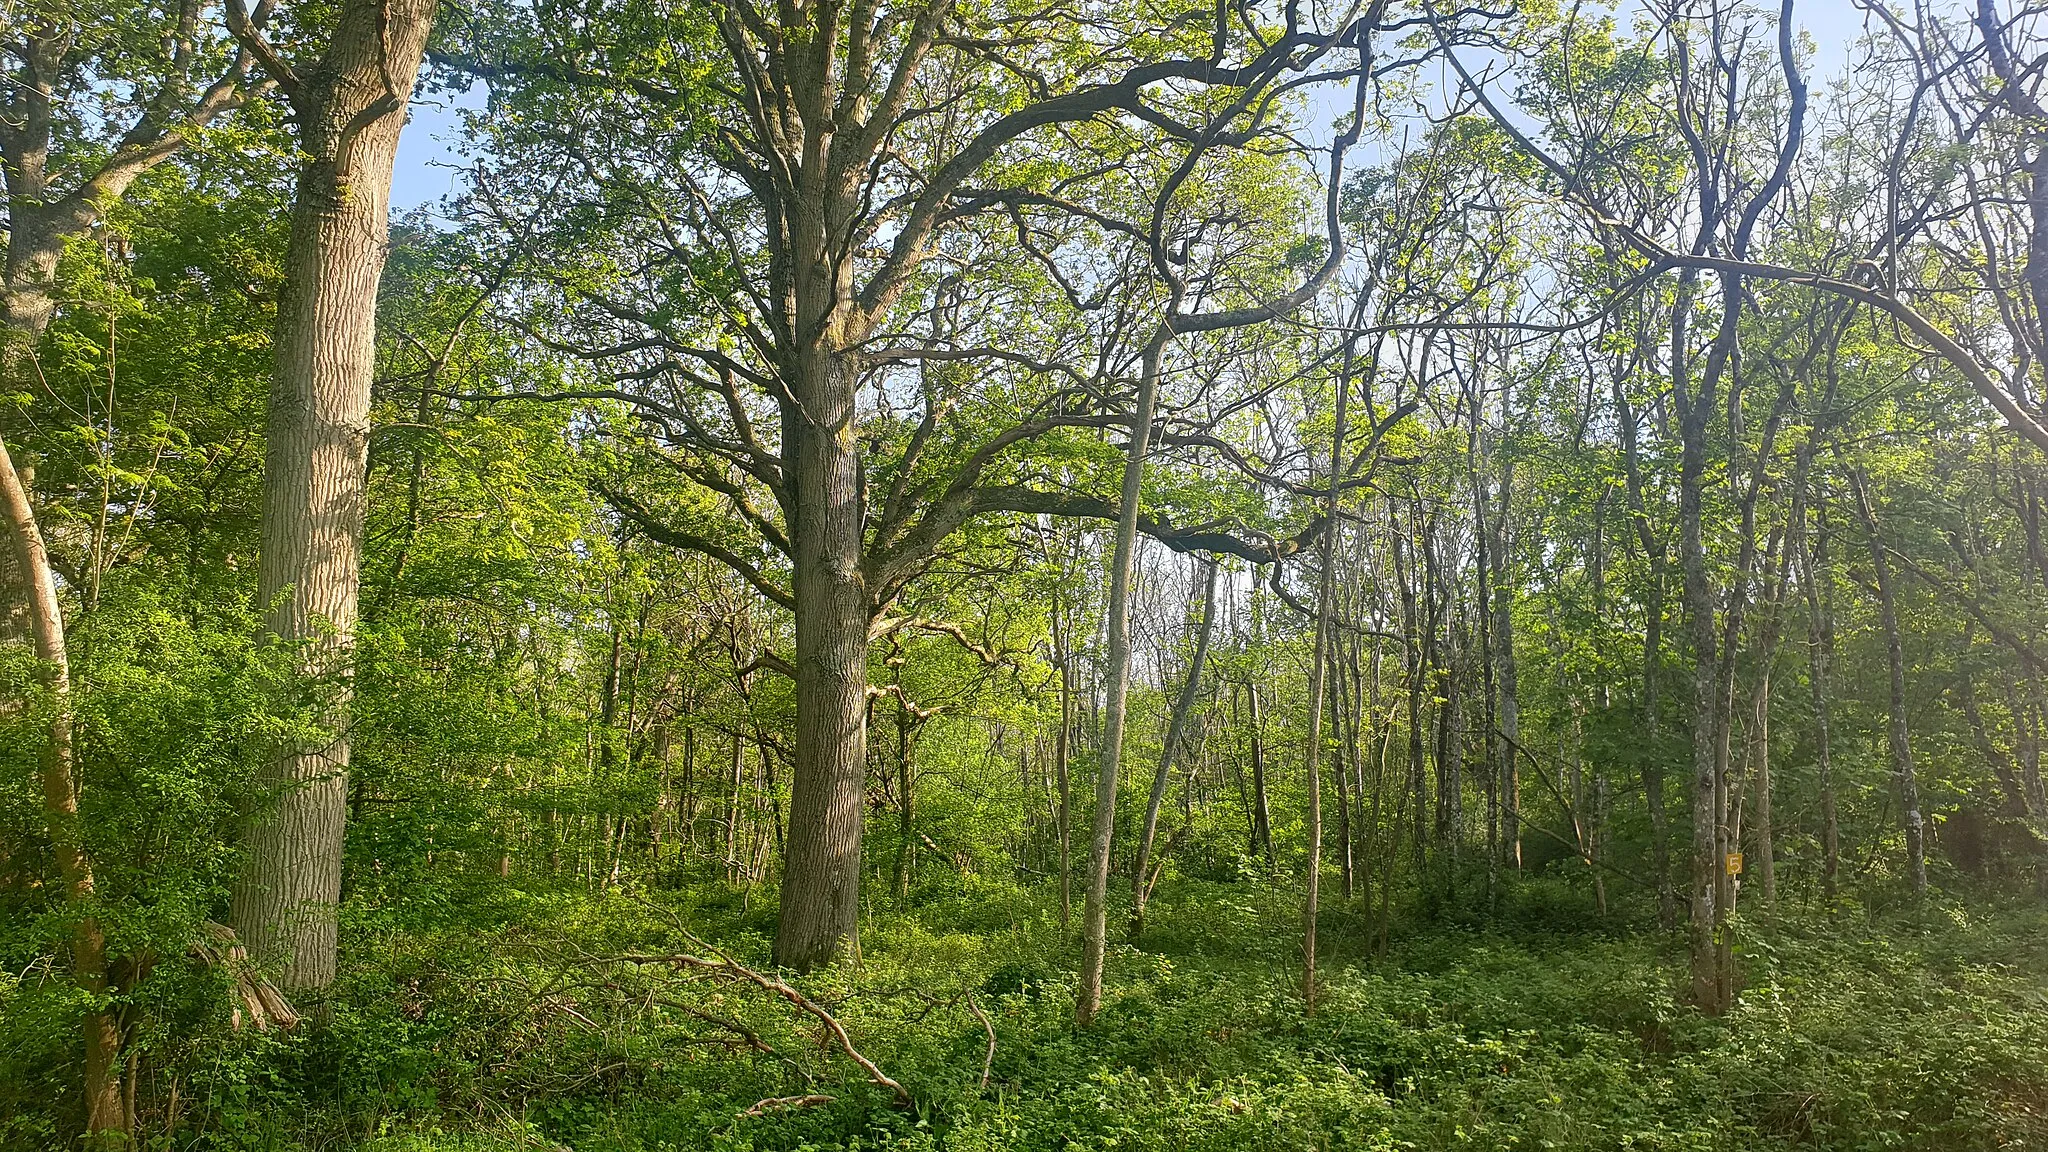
[0, 433, 125, 1134]
[232, 0, 433, 991]
[1078, 328, 1168, 1026]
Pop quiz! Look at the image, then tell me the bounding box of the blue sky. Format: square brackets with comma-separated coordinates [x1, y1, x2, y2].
[387, 0, 1880, 216]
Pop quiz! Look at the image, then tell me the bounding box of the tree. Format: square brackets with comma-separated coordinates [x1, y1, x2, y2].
[226, 0, 436, 991]
[0, 432, 122, 1132]
[452, 0, 1406, 971]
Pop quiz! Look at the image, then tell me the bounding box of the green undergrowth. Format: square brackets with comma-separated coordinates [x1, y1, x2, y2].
[10, 876, 2048, 1151]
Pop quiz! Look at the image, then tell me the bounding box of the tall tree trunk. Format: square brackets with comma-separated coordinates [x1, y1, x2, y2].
[894, 692, 915, 898]
[1674, 275, 1725, 1013]
[1488, 462, 1519, 874]
[1614, 377, 1674, 925]
[1333, 643, 1355, 900]
[1055, 620, 1075, 933]
[1131, 559, 1217, 936]
[231, 0, 433, 992]
[1078, 327, 1168, 1026]
[1750, 671, 1775, 905]
[1799, 489, 1839, 900]
[774, 342, 873, 966]
[1851, 467, 1927, 894]
[1395, 520, 1429, 881]
[1301, 353, 1348, 1011]
[0, 433, 125, 1134]
[726, 732, 745, 885]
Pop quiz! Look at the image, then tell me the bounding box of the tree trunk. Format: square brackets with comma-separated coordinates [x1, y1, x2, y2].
[1333, 645, 1355, 900]
[1614, 376, 1674, 926]
[232, 0, 433, 992]
[1851, 468, 1927, 894]
[1750, 670, 1775, 905]
[1078, 327, 1168, 1025]
[773, 344, 872, 969]
[1248, 682, 1274, 866]
[1301, 355, 1348, 1011]
[1489, 466, 1519, 875]
[1130, 559, 1218, 936]
[1055, 617, 1075, 932]
[1675, 280, 1724, 1013]
[0, 432, 125, 1134]
[1798, 496, 1839, 899]
[894, 695, 915, 898]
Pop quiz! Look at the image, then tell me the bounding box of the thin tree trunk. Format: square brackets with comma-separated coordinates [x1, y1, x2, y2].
[1394, 516, 1429, 879]
[232, 0, 434, 992]
[1333, 644, 1355, 900]
[0, 432, 125, 1134]
[1614, 376, 1674, 925]
[1851, 467, 1927, 894]
[1055, 627, 1074, 933]
[894, 697, 915, 898]
[1674, 273, 1725, 1013]
[1301, 351, 1348, 1011]
[1078, 326, 1168, 1026]
[1131, 559, 1218, 936]
[1489, 462, 1519, 875]
[727, 733, 745, 885]
[1799, 492, 1839, 900]
[1248, 682, 1274, 866]
[1751, 671, 1775, 905]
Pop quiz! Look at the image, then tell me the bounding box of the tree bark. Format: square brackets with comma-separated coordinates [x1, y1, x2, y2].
[1078, 327, 1168, 1026]
[1614, 376, 1674, 926]
[773, 347, 873, 968]
[231, 0, 433, 992]
[0, 432, 125, 1134]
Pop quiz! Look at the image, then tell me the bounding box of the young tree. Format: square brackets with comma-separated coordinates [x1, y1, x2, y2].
[0, 433, 122, 1131]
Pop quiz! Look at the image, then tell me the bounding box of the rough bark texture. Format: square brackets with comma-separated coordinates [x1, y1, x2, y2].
[232, 0, 433, 991]
[774, 348, 873, 967]
[0, 432, 125, 1134]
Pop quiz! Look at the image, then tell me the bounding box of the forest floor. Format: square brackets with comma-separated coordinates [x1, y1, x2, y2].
[24, 874, 2048, 1151]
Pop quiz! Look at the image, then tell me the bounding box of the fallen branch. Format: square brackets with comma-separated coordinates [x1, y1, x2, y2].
[742, 1093, 837, 1117]
[615, 931, 912, 1108]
